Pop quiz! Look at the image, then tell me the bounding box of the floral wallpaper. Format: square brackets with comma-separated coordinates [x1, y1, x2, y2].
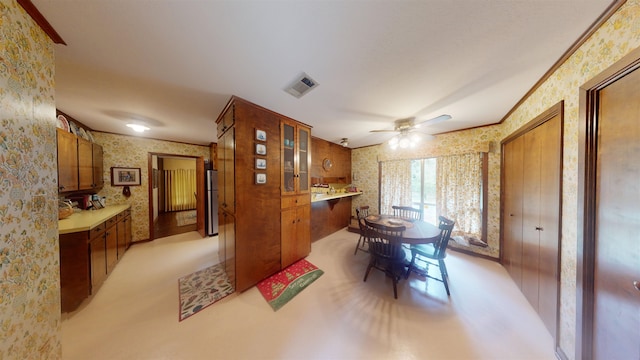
[0, 0, 62, 358]
[92, 132, 210, 242]
[353, 1, 640, 358]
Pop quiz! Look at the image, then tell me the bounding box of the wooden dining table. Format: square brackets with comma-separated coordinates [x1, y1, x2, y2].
[364, 214, 441, 245]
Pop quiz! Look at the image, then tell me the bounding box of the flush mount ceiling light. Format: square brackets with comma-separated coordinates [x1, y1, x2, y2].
[340, 138, 349, 147]
[126, 123, 150, 133]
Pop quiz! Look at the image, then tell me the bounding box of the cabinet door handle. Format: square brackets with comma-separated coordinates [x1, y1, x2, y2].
[535, 227, 544, 231]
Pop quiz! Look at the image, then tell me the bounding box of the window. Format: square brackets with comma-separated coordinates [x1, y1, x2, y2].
[410, 158, 437, 224]
[403, 153, 487, 245]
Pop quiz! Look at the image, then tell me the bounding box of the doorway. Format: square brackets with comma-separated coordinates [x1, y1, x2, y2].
[578, 49, 640, 359]
[148, 153, 205, 240]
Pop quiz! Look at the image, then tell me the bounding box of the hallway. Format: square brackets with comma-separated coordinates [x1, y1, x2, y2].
[153, 210, 197, 239]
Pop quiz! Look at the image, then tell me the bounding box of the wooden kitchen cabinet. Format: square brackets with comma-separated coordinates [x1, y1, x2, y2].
[281, 195, 311, 268]
[281, 119, 311, 268]
[59, 206, 131, 312]
[116, 210, 131, 261]
[89, 224, 107, 295]
[57, 128, 79, 192]
[57, 128, 104, 193]
[217, 96, 292, 292]
[281, 119, 310, 195]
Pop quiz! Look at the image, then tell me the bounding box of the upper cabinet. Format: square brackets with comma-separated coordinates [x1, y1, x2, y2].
[57, 128, 104, 193]
[57, 128, 79, 192]
[281, 119, 311, 196]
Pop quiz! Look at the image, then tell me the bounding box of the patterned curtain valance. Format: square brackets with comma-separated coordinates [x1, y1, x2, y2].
[378, 140, 491, 162]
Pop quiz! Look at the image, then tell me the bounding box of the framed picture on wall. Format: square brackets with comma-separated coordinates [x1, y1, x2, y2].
[256, 173, 266, 184]
[111, 167, 141, 186]
[256, 129, 267, 142]
[256, 143, 266, 155]
[256, 158, 267, 170]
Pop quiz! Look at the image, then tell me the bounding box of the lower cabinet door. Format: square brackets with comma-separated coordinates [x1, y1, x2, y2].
[105, 225, 118, 273]
[89, 235, 107, 293]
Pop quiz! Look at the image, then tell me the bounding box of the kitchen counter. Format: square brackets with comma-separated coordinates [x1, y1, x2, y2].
[58, 204, 131, 234]
[311, 191, 363, 203]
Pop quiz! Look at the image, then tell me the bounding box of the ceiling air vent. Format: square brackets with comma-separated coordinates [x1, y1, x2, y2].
[284, 72, 319, 98]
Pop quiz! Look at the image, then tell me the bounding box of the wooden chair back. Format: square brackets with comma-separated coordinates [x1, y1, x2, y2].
[392, 205, 422, 220]
[364, 218, 406, 260]
[433, 216, 455, 258]
[355, 205, 370, 232]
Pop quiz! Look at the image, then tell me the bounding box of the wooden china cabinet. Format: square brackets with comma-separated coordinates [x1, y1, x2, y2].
[280, 119, 311, 268]
[216, 96, 312, 292]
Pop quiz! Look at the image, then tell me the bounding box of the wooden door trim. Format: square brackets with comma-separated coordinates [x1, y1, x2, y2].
[577, 46, 640, 360]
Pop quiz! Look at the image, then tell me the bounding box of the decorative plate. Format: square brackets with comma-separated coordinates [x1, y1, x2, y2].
[85, 130, 95, 142]
[322, 158, 333, 171]
[69, 121, 79, 135]
[78, 127, 90, 140]
[57, 115, 70, 132]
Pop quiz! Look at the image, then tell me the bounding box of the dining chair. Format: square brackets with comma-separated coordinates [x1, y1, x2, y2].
[354, 206, 370, 255]
[405, 216, 455, 295]
[392, 205, 423, 220]
[363, 218, 407, 299]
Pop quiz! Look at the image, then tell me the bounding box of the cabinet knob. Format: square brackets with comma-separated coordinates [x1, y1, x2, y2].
[634, 281, 640, 291]
[535, 227, 544, 231]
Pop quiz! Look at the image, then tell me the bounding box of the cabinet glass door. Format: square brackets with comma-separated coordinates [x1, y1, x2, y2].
[298, 127, 309, 193]
[283, 123, 295, 194]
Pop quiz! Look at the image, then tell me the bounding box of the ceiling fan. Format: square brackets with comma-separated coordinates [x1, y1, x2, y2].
[370, 114, 451, 149]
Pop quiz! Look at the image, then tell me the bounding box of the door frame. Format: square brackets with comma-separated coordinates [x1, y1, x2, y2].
[576, 46, 640, 360]
[147, 153, 206, 240]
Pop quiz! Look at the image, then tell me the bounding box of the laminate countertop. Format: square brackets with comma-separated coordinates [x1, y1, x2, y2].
[311, 191, 363, 203]
[58, 205, 131, 234]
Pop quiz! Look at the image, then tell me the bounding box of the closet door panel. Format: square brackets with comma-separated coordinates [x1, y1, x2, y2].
[521, 126, 542, 310]
[503, 136, 524, 287]
[537, 115, 561, 338]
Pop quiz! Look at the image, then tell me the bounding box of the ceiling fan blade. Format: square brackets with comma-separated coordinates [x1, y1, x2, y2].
[369, 129, 398, 133]
[414, 114, 451, 128]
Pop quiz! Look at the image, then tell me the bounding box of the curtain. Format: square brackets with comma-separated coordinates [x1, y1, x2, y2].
[436, 153, 483, 241]
[380, 160, 412, 215]
[164, 169, 197, 211]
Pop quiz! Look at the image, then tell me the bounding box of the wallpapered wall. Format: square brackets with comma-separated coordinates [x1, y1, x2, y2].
[0, 0, 62, 358]
[92, 132, 210, 242]
[352, 1, 640, 358]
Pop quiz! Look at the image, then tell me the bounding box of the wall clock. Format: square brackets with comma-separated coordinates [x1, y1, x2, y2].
[323, 158, 333, 171]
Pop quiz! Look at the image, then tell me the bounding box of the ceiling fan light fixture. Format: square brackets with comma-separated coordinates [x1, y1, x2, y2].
[340, 138, 349, 147]
[126, 123, 150, 133]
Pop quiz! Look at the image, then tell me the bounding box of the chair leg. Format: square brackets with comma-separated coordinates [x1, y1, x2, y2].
[363, 257, 375, 282]
[440, 259, 449, 278]
[405, 253, 416, 279]
[392, 277, 398, 299]
[354, 235, 363, 255]
[438, 259, 450, 296]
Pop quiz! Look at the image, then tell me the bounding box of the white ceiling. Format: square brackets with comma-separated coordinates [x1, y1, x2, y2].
[32, 0, 615, 148]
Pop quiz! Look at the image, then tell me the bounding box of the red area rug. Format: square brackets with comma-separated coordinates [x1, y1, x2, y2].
[257, 259, 324, 311]
[178, 263, 234, 321]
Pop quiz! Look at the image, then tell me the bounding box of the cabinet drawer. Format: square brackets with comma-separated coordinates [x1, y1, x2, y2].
[281, 194, 310, 209]
[106, 215, 117, 228]
[90, 222, 106, 239]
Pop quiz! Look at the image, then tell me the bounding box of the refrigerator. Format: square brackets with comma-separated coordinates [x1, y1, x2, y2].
[205, 169, 219, 236]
